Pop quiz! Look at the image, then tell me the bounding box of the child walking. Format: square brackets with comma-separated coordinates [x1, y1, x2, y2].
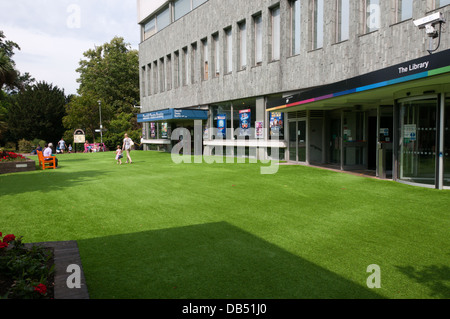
[115, 145, 123, 164]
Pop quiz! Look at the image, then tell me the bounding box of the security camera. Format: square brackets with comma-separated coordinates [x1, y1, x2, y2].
[413, 12, 445, 29]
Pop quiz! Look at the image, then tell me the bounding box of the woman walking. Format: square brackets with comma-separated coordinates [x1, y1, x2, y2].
[122, 133, 133, 164]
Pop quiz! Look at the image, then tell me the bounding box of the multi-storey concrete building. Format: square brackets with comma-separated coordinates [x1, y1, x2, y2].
[137, 0, 450, 189]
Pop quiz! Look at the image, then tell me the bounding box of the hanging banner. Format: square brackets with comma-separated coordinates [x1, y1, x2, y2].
[217, 114, 227, 138]
[270, 112, 284, 137]
[161, 123, 168, 139]
[255, 121, 263, 139]
[150, 123, 156, 138]
[239, 109, 251, 136]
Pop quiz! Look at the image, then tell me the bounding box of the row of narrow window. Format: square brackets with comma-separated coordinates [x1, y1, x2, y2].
[141, 0, 450, 97]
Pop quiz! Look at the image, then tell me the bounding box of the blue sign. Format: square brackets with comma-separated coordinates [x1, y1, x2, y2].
[138, 109, 208, 123]
[239, 109, 251, 136]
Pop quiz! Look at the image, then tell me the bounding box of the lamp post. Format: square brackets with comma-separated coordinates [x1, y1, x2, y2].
[98, 100, 103, 145]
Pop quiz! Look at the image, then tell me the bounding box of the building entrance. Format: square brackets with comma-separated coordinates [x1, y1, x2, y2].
[288, 120, 306, 163]
[399, 97, 438, 186]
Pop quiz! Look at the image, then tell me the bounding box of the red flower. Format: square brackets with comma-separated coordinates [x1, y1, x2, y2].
[0, 242, 8, 249]
[34, 283, 47, 295]
[3, 234, 16, 243]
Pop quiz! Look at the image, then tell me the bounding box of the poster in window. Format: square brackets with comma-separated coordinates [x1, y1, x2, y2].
[270, 112, 284, 137]
[217, 114, 227, 138]
[161, 123, 168, 139]
[150, 123, 156, 139]
[239, 109, 251, 136]
[255, 121, 263, 139]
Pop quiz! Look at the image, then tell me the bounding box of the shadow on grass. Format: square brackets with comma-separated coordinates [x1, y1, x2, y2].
[78, 222, 383, 299]
[0, 169, 109, 197]
[396, 265, 450, 299]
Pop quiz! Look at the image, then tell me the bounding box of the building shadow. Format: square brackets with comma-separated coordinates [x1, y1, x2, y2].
[396, 265, 450, 299]
[77, 222, 383, 299]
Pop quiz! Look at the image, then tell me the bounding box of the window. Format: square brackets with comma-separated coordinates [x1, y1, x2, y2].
[166, 54, 172, 91]
[156, 5, 171, 31]
[254, 14, 263, 65]
[182, 47, 189, 86]
[141, 66, 146, 97]
[238, 21, 247, 70]
[143, 17, 156, 40]
[225, 27, 233, 74]
[147, 63, 152, 95]
[364, 0, 380, 33]
[193, 0, 208, 8]
[291, 0, 301, 56]
[213, 33, 220, 77]
[202, 38, 209, 80]
[337, 0, 350, 42]
[174, 51, 180, 88]
[174, 0, 191, 20]
[436, 0, 450, 8]
[312, 0, 324, 49]
[159, 58, 165, 92]
[153, 61, 158, 94]
[191, 42, 197, 83]
[271, 6, 281, 61]
[396, 0, 413, 23]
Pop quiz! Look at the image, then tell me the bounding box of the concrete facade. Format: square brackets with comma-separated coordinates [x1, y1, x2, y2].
[138, 0, 449, 112]
[137, 0, 450, 189]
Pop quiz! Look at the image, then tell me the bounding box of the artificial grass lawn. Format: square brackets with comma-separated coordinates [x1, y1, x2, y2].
[0, 151, 449, 299]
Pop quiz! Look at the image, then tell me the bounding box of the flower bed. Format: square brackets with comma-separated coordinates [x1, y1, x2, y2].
[0, 151, 36, 174]
[0, 232, 54, 299]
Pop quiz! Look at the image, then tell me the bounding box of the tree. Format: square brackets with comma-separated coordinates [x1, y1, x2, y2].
[0, 30, 25, 91]
[64, 36, 141, 149]
[7, 81, 67, 144]
[76, 36, 139, 115]
[63, 93, 105, 143]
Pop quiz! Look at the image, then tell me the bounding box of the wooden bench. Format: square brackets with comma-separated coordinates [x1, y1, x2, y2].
[37, 150, 56, 170]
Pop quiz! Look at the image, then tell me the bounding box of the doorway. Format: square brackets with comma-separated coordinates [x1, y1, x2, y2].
[288, 120, 306, 162]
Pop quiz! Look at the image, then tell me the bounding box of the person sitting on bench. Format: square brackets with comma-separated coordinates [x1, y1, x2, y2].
[44, 143, 58, 167]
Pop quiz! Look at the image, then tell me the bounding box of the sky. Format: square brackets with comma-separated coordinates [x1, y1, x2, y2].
[0, 0, 162, 95]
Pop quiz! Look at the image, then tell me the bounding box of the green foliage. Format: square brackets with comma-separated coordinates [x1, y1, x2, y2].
[63, 36, 141, 150]
[7, 81, 66, 144]
[18, 139, 33, 153]
[0, 234, 54, 299]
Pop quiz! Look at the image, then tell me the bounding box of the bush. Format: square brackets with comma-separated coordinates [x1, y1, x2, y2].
[18, 139, 33, 153]
[5, 142, 16, 151]
[0, 233, 54, 299]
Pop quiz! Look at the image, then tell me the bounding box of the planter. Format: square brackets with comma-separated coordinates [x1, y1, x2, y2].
[26, 241, 89, 299]
[0, 159, 36, 174]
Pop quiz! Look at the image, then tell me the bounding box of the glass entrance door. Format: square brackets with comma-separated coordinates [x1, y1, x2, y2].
[445, 96, 450, 187]
[289, 120, 306, 162]
[399, 98, 437, 185]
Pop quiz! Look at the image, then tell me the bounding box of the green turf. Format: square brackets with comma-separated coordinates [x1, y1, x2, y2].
[0, 151, 449, 299]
